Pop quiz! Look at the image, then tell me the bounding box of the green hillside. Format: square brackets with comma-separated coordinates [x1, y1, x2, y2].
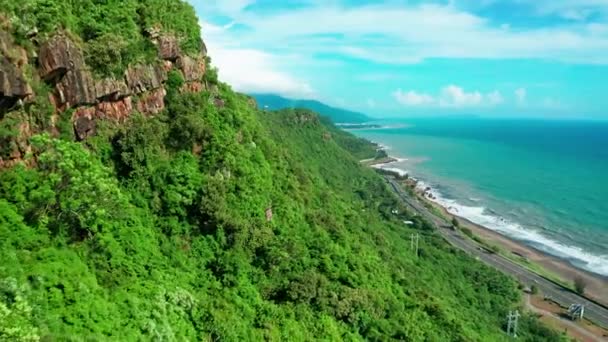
[253, 93, 373, 123]
[0, 1, 565, 341]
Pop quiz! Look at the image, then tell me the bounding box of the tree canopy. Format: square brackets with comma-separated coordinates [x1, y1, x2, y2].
[0, 0, 567, 340]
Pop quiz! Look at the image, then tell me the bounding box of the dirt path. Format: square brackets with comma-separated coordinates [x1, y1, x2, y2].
[525, 295, 604, 342]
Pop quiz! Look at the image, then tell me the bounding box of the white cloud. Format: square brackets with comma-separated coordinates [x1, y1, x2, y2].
[394, 85, 505, 108]
[366, 99, 376, 108]
[487, 90, 505, 105]
[439, 85, 483, 107]
[530, 0, 608, 21]
[515, 87, 527, 105]
[195, 2, 608, 65]
[201, 21, 316, 99]
[393, 89, 436, 106]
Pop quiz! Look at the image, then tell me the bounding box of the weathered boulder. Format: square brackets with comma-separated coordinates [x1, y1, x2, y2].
[56, 69, 96, 107]
[125, 64, 167, 93]
[39, 33, 84, 82]
[158, 34, 181, 61]
[136, 88, 166, 115]
[177, 55, 205, 82]
[95, 77, 129, 101]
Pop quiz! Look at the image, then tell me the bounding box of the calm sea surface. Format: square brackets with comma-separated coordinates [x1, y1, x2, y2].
[351, 118, 608, 276]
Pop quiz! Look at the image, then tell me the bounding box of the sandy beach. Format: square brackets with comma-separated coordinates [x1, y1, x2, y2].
[369, 156, 608, 307]
[418, 184, 608, 307]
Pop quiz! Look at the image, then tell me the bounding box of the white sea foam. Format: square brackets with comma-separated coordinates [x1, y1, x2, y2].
[416, 181, 608, 277]
[373, 166, 408, 177]
[371, 158, 409, 177]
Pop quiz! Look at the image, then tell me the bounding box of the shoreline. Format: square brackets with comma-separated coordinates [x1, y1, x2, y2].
[371, 154, 608, 307]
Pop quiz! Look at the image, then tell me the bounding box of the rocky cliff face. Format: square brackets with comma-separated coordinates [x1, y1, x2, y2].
[0, 24, 212, 165]
[0, 31, 32, 113]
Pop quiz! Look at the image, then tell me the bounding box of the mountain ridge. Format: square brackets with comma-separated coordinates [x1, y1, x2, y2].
[252, 93, 373, 123]
[0, 1, 564, 341]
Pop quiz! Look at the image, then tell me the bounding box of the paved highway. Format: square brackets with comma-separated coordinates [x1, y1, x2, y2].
[385, 177, 608, 330]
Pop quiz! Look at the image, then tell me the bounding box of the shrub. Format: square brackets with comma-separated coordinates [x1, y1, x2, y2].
[574, 276, 587, 295]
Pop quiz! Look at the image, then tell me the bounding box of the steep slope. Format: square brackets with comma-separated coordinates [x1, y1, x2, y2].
[0, 1, 565, 341]
[253, 93, 373, 123]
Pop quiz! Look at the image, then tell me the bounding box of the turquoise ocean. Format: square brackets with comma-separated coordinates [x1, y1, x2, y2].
[350, 118, 608, 277]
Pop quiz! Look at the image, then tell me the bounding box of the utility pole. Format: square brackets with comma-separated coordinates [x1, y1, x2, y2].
[410, 233, 419, 258]
[506, 310, 520, 338]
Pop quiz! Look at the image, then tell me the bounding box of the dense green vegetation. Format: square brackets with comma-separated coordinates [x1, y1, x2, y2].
[1, 0, 202, 77]
[0, 1, 567, 341]
[0, 89, 566, 341]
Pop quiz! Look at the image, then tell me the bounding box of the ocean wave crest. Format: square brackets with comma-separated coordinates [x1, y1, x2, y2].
[416, 181, 608, 277]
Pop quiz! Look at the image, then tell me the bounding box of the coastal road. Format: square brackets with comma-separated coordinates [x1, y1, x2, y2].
[385, 177, 608, 330]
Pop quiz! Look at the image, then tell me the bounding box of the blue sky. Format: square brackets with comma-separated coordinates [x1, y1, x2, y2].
[189, 0, 608, 119]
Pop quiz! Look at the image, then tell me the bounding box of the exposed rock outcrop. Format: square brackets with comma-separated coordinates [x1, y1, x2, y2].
[177, 55, 205, 82]
[1, 30, 32, 112]
[136, 87, 166, 115]
[73, 107, 97, 140]
[158, 34, 181, 61]
[39, 33, 84, 82]
[125, 64, 167, 93]
[1, 59, 32, 111]
[56, 69, 97, 106]
[40, 33, 100, 108]
[95, 78, 129, 101]
[2, 26, 211, 149]
[96, 97, 133, 121]
[180, 81, 204, 93]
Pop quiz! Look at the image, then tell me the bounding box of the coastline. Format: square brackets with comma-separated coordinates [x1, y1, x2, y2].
[428, 196, 608, 306]
[370, 152, 608, 307]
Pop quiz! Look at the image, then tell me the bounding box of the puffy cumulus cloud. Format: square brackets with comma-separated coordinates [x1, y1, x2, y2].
[393, 89, 435, 106]
[201, 21, 316, 99]
[439, 85, 483, 107]
[487, 90, 505, 105]
[393, 85, 505, 108]
[515, 87, 527, 105]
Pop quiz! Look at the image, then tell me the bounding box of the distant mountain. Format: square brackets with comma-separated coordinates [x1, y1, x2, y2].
[252, 94, 373, 123]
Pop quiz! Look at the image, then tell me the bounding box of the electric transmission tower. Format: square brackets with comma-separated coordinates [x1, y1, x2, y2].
[506, 310, 520, 338]
[568, 304, 584, 321]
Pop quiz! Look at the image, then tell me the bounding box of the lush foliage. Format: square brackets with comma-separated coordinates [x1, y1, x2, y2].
[0, 86, 566, 340]
[0, 1, 567, 341]
[0, 0, 201, 77]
